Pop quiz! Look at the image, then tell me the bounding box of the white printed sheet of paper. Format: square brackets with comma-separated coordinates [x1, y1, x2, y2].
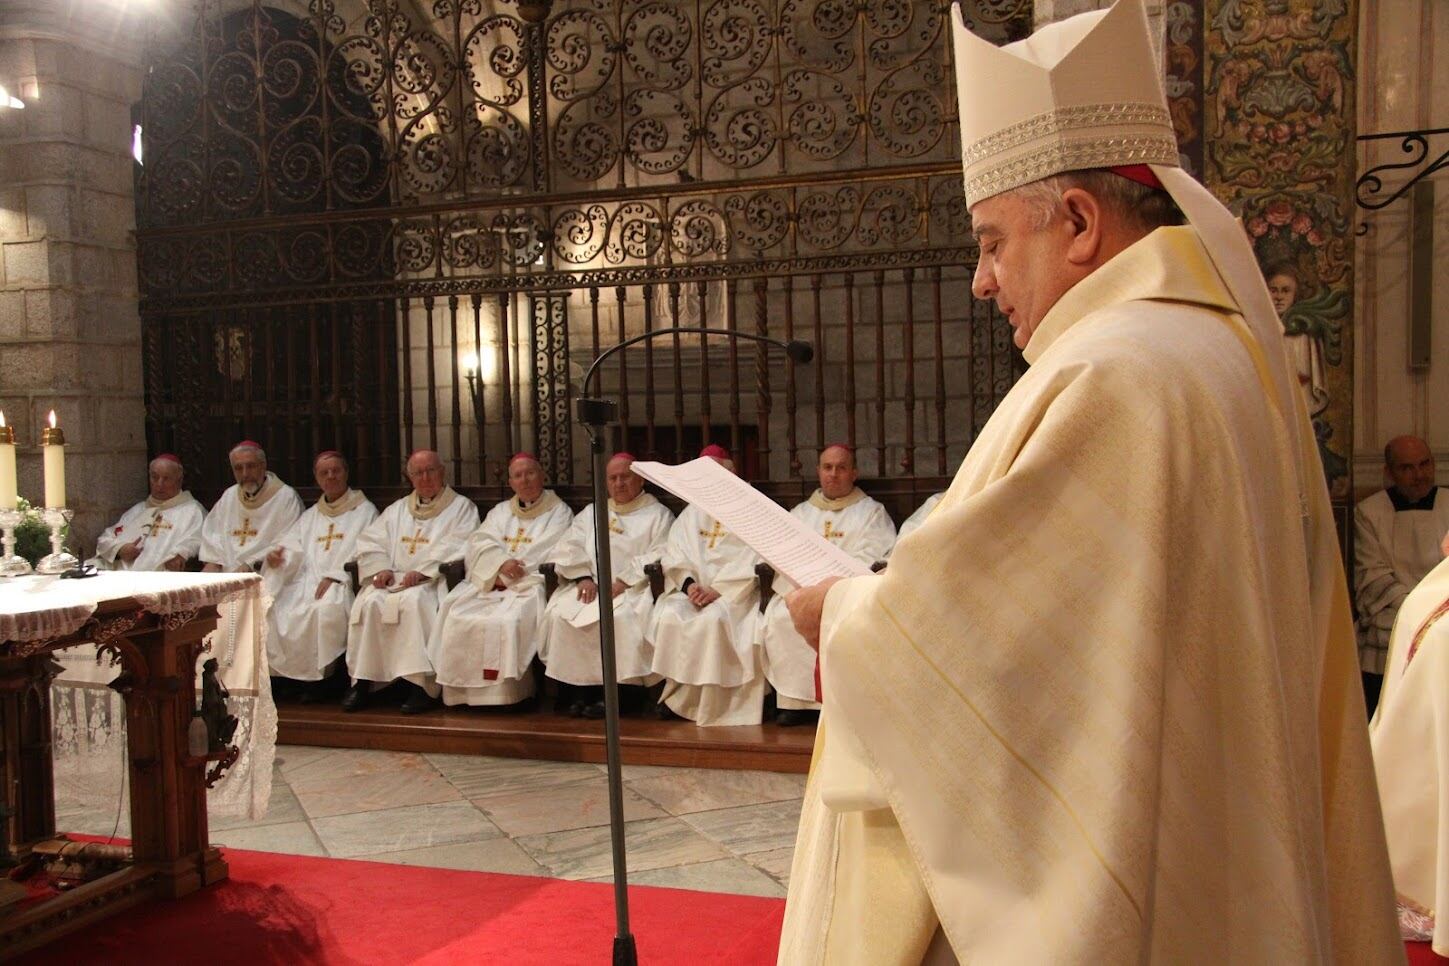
[629, 458, 872, 587]
[567, 598, 602, 629]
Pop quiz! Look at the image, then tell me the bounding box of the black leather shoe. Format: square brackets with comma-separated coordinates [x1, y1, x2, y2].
[341, 681, 370, 713]
[775, 709, 819, 727]
[400, 684, 438, 715]
[581, 701, 606, 720]
[568, 701, 586, 718]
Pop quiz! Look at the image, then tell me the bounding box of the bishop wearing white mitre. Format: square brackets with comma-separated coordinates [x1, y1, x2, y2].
[647, 445, 764, 726]
[429, 453, 573, 707]
[262, 451, 377, 694]
[895, 491, 944, 541]
[540, 452, 674, 718]
[91, 454, 203, 571]
[344, 450, 477, 714]
[760, 444, 895, 726]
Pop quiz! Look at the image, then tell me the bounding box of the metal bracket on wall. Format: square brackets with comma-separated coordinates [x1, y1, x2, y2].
[1354, 125, 1449, 235]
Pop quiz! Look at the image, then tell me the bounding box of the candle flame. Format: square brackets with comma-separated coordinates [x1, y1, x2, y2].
[0, 411, 6, 428]
[47, 410, 56, 429]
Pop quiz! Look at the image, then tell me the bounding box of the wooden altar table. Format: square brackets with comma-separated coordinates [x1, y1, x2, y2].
[0, 572, 262, 958]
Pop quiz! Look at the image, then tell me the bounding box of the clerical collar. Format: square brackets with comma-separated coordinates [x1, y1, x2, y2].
[237, 472, 283, 510]
[1389, 486, 1438, 512]
[809, 487, 866, 512]
[318, 488, 366, 518]
[609, 492, 656, 515]
[512, 491, 559, 520]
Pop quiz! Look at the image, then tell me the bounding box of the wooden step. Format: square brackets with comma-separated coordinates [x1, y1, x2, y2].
[277, 703, 815, 773]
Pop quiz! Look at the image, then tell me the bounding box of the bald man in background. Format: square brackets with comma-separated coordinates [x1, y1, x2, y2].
[1356, 435, 1449, 713]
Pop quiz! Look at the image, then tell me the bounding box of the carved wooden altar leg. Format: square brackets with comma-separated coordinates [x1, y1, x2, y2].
[119, 606, 228, 898]
[0, 654, 58, 860]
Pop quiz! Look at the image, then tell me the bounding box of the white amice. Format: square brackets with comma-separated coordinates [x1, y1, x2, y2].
[540, 492, 674, 686]
[428, 491, 573, 706]
[263, 489, 377, 681]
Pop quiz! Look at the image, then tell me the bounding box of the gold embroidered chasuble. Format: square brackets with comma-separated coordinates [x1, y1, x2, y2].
[1372, 554, 1449, 953]
[778, 227, 1400, 963]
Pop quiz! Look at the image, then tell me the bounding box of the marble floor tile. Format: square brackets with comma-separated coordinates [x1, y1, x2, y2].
[627, 768, 806, 815]
[470, 779, 666, 837]
[746, 846, 795, 886]
[515, 816, 729, 880]
[681, 799, 804, 856]
[423, 753, 600, 798]
[312, 800, 501, 859]
[211, 781, 307, 831]
[360, 837, 547, 877]
[589, 857, 787, 899]
[214, 820, 327, 857]
[289, 749, 460, 819]
[273, 744, 334, 775]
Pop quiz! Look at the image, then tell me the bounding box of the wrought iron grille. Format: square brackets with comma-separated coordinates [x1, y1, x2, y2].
[136, 0, 1030, 512]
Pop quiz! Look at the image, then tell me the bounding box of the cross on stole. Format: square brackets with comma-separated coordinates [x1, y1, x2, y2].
[505, 526, 533, 553]
[608, 516, 625, 535]
[821, 521, 847, 542]
[144, 514, 173, 536]
[231, 517, 258, 547]
[317, 523, 344, 551]
[400, 528, 430, 556]
[699, 521, 726, 550]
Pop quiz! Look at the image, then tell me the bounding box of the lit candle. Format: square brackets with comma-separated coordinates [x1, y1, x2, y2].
[0, 412, 15, 510]
[41, 410, 66, 508]
[461, 352, 478, 377]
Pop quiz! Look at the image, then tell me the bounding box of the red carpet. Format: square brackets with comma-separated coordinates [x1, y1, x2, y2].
[17, 846, 784, 965]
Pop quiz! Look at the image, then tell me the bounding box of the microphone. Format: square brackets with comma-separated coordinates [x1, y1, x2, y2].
[784, 340, 813, 365]
[580, 326, 815, 400]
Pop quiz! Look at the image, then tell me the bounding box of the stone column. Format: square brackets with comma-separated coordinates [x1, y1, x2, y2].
[0, 14, 150, 553]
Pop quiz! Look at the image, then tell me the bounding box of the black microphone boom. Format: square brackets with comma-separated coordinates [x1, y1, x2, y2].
[574, 325, 812, 966]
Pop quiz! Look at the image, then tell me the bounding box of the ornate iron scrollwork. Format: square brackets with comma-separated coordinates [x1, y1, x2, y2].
[1355, 126, 1449, 234]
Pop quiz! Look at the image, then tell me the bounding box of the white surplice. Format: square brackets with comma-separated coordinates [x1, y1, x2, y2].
[1355, 488, 1449, 674]
[345, 489, 478, 692]
[760, 489, 896, 707]
[199, 474, 304, 571]
[895, 491, 944, 542]
[540, 494, 674, 686]
[428, 492, 573, 706]
[1372, 555, 1449, 952]
[646, 504, 763, 726]
[90, 491, 204, 571]
[262, 490, 378, 681]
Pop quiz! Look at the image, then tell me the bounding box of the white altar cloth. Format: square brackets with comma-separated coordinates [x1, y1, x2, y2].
[0, 571, 276, 820]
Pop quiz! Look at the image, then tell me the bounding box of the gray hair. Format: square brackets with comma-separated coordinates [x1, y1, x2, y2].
[1005, 170, 1184, 234]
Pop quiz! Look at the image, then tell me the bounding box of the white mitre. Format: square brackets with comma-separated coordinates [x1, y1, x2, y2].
[950, 0, 1313, 508]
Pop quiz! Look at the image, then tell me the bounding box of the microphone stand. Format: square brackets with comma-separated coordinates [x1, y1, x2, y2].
[576, 327, 812, 966]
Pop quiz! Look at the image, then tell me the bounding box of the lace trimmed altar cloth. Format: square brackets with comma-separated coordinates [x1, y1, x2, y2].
[0, 571, 276, 820]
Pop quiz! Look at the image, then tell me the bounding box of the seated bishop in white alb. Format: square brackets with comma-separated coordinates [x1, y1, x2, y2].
[895, 490, 945, 542]
[1371, 546, 1449, 951]
[428, 453, 574, 708]
[760, 444, 895, 725]
[262, 451, 377, 692]
[197, 441, 302, 696]
[344, 450, 478, 714]
[199, 441, 304, 573]
[90, 454, 203, 571]
[647, 445, 765, 727]
[540, 452, 674, 717]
